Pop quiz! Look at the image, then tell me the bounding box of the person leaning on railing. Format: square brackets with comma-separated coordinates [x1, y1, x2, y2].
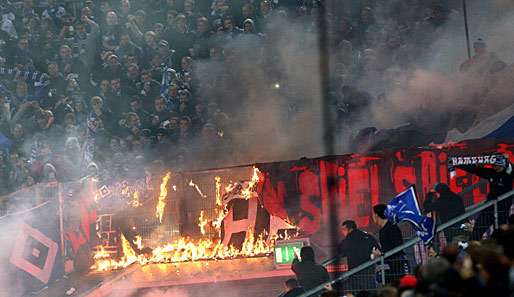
[291, 246, 330, 293]
[337, 220, 379, 291]
[371, 204, 410, 285]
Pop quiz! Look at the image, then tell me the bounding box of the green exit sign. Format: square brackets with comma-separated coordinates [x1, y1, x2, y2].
[274, 239, 309, 266]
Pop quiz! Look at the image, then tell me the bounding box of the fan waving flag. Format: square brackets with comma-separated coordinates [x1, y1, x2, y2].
[385, 186, 436, 244]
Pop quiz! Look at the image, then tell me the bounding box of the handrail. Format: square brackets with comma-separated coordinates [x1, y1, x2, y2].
[300, 189, 514, 297]
[320, 180, 489, 267]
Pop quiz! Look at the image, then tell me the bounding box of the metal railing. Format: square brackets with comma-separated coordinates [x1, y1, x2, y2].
[300, 189, 514, 297]
[320, 180, 489, 268]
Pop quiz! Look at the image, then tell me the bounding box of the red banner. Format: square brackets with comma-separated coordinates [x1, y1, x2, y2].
[256, 140, 514, 238]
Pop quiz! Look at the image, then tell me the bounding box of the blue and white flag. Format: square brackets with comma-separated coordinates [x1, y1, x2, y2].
[385, 186, 436, 244]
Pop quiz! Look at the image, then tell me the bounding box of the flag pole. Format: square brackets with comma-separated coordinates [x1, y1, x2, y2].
[462, 0, 472, 59]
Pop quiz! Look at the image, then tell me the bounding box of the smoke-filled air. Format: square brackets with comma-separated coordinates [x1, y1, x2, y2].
[0, 0, 514, 296]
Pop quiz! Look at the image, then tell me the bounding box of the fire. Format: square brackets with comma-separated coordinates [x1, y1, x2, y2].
[92, 234, 141, 271]
[91, 166, 297, 272]
[212, 176, 227, 237]
[212, 206, 228, 237]
[155, 172, 172, 223]
[242, 167, 261, 200]
[189, 180, 207, 198]
[215, 176, 222, 206]
[198, 210, 208, 235]
[93, 228, 285, 271]
[223, 167, 261, 200]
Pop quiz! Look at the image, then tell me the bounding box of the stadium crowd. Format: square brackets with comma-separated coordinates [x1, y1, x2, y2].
[0, 0, 511, 199]
[283, 172, 513, 297]
[0, 0, 510, 296]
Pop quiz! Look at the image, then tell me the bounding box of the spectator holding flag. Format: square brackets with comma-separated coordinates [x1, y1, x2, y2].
[450, 154, 513, 240]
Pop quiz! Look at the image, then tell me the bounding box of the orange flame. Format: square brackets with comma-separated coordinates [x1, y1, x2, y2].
[215, 176, 222, 206]
[189, 180, 207, 198]
[92, 234, 141, 271]
[212, 176, 226, 237]
[93, 229, 287, 271]
[91, 166, 296, 272]
[241, 167, 261, 200]
[223, 167, 261, 200]
[198, 210, 208, 235]
[155, 172, 172, 223]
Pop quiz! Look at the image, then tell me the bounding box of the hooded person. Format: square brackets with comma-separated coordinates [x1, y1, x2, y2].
[52, 137, 83, 181]
[243, 18, 256, 33]
[291, 246, 330, 292]
[42, 162, 58, 183]
[86, 162, 99, 178]
[423, 183, 466, 243]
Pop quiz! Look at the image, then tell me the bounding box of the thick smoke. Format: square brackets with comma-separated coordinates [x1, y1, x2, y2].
[192, 0, 514, 164]
[0, 202, 51, 297]
[349, 0, 514, 149]
[194, 14, 324, 165]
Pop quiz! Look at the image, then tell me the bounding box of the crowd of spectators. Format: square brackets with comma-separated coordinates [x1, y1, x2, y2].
[280, 217, 514, 297]
[0, 0, 510, 200]
[341, 223, 513, 297]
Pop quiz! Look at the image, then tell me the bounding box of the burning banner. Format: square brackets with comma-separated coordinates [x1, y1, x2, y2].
[90, 167, 297, 272]
[156, 172, 172, 223]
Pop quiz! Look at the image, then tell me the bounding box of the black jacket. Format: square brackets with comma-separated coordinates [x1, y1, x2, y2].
[379, 221, 405, 259]
[423, 188, 465, 224]
[291, 259, 330, 291]
[456, 164, 513, 201]
[338, 229, 379, 269]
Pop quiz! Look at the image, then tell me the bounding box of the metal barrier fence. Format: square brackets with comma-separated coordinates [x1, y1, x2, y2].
[94, 166, 256, 249]
[302, 189, 514, 297]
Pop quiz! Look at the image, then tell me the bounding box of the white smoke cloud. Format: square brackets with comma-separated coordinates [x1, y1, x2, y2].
[192, 1, 514, 162]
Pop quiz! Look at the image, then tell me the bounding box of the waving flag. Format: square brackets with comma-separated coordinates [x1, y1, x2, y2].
[385, 186, 435, 244]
